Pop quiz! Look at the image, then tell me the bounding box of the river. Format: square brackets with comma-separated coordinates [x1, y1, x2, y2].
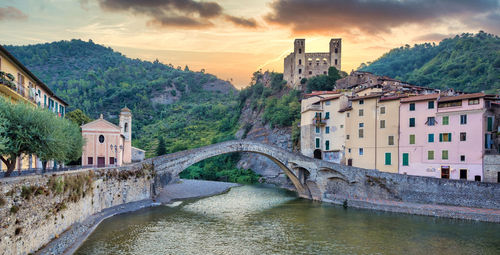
[76, 184, 500, 255]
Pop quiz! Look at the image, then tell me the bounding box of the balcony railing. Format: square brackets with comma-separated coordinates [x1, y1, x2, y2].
[303, 104, 322, 112]
[313, 117, 327, 126]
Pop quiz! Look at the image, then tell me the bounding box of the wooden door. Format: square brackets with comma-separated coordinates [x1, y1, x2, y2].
[97, 157, 105, 168]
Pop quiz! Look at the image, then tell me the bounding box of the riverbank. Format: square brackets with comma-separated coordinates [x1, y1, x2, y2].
[36, 179, 240, 255]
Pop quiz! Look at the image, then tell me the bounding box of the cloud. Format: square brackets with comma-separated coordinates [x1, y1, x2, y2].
[224, 15, 258, 28]
[413, 33, 456, 42]
[0, 6, 28, 21]
[264, 0, 500, 35]
[93, 0, 256, 29]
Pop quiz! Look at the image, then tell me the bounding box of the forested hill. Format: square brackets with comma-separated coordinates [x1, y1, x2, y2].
[359, 32, 500, 93]
[5, 39, 240, 157]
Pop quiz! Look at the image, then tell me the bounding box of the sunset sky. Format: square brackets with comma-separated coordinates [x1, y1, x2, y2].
[0, 0, 499, 88]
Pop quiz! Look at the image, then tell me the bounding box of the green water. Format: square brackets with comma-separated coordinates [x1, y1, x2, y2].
[76, 185, 500, 255]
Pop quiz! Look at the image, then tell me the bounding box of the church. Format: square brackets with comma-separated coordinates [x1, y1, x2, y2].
[81, 107, 145, 167]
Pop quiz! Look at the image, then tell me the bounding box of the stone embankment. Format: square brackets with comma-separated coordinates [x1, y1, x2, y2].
[0, 163, 157, 255]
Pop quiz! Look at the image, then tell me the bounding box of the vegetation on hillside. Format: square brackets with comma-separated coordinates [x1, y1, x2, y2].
[0, 98, 83, 176]
[360, 32, 500, 93]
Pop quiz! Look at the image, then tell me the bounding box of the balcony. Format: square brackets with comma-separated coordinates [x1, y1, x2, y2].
[302, 104, 322, 112]
[0, 72, 36, 106]
[313, 117, 327, 126]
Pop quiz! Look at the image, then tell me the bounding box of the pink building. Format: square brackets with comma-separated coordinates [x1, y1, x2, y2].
[399, 93, 497, 181]
[81, 107, 133, 167]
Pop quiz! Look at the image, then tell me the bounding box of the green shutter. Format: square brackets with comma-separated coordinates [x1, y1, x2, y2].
[448, 133, 452, 142]
[315, 138, 320, 148]
[428, 151, 434, 160]
[439, 133, 443, 142]
[409, 134, 415, 144]
[442, 150, 448, 160]
[402, 153, 409, 166]
[443, 116, 449, 125]
[325, 140, 330, 151]
[428, 134, 434, 142]
[488, 117, 493, 131]
[325, 112, 330, 119]
[385, 153, 391, 165]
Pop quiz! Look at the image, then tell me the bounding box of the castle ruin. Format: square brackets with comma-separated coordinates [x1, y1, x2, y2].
[284, 38, 341, 88]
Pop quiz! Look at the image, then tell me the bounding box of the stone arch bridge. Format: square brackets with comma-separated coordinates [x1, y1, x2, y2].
[145, 140, 500, 217]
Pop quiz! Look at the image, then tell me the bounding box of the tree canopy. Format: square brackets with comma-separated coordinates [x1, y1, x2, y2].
[360, 32, 500, 93]
[0, 99, 83, 176]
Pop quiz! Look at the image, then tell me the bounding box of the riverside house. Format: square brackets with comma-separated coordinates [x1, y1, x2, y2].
[399, 93, 499, 181]
[0, 45, 68, 171]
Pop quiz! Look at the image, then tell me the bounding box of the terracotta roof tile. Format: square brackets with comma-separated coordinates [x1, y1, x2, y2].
[439, 92, 485, 102]
[400, 94, 439, 103]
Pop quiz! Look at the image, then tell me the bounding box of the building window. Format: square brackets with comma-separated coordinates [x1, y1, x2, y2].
[409, 103, 415, 111]
[461, 155, 466, 162]
[346, 135, 350, 140]
[325, 127, 330, 134]
[460, 169, 467, 180]
[325, 140, 330, 151]
[309, 71, 312, 75]
[460, 132, 466, 141]
[475, 175, 481, 182]
[359, 100, 364, 105]
[359, 123, 364, 128]
[335, 48, 338, 53]
[323, 71, 327, 75]
[460, 115, 467, 124]
[426, 117, 436, 126]
[359, 109, 364, 116]
[468, 98, 479, 105]
[88, 157, 93, 165]
[315, 126, 320, 134]
[438, 100, 462, 108]
[299, 59, 302, 65]
[347, 113, 350, 118]
[379, 120, 385, 129]
[124, 123, 128, 132]
[359, 129, 364, 138]
[335, 59, 338, 65]
[348, 148, 351, 153]
[428, 133, 434, 142]
[315, 138, 320, 148]
[388, 136, 394, 145]
[428, 101, 434, 109]
[487, 116, 494, 131]
[442, 150, 449, 160]
[359, 148, 364, 155]
[298, 48, 302, 54]
[380, 106, 385, 114]
[340, 124, 344, 128]
[409, 118, 415, 127]
[109, 157, 115, 165]
[99, 135, 105, 143]
[409, 134, 415, 144]
[385, 153, 391, 165]
[298, 69, 302, 74]
[325, 101, 331, 105]
[442, 116, 449, 125]
[428, 150, 434, 160]
[325, 112, 330, 119]
[439, 133, 452, 142]
[402, 153, 409, 166]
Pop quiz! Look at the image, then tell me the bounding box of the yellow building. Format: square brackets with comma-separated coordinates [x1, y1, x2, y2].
[344, 93, 403, 173]
[300, 91, 349, 163]
[0, 45, 68, 171]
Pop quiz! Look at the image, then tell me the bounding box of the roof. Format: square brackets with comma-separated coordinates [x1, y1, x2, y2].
[439, 92, 485, 102]
[338, 106, 352, 112]
[349, 93, 383, 101]
[81, 116, 121, 131]
[121, 106, 131, 113]
[320, 95, 342, 102]
[304, 91, 339, 97]
[400, 94, 439, 103]
[379, 94, 408, 101]
[0, 45, 68, 106]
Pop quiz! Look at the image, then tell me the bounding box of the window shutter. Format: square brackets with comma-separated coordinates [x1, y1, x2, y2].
[439, 133, 443, 142]
[449, 133, 452, 142]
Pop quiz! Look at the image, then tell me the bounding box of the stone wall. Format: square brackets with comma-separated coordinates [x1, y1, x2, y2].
[484, 154, 500, 183]
[0, 163, 155, 255]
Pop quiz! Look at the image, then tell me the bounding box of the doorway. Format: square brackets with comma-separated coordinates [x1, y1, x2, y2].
[347, 158, 352, 166]
[97, 157, 105, 168]
[441, 166, 450, 179]
[459, 169, 467, 180]
[313, 149, 322, 159]
[498, 172, 500, 183]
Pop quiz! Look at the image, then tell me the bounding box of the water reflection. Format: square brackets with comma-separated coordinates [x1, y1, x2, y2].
[76, 185, 500, 255]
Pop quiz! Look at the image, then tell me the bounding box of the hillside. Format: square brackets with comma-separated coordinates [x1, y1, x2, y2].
[5, 39, 239, 156]
[359, 32, 500, 93]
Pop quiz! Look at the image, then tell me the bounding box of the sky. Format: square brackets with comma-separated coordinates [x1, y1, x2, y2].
[0, 0, 499, 88]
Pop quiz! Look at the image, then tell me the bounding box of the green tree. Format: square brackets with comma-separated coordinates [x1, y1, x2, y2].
[66, 109, 92, 126]
[156, 136, 167, 156]
[0, 99, 83, 175]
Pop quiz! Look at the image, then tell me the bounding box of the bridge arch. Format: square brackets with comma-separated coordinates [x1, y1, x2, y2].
[151, 141, 310, 196]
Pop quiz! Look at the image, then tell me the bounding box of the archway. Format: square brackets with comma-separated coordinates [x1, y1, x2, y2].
[313, 149, 322, 159]
[152, 141, 311, 198]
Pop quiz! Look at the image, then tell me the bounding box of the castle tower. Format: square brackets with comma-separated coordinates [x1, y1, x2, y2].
[294, 39, 306, 84]
[119, 106, 132, 164]
[329, 38, 342, 71]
